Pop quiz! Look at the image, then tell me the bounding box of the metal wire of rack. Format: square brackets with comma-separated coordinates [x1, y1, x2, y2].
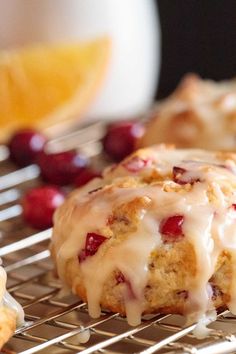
[1, 123, 236, 354]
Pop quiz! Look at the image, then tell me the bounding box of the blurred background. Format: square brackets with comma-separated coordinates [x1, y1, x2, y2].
[1, 0, 236, 140]
[157, 0, 236, 98]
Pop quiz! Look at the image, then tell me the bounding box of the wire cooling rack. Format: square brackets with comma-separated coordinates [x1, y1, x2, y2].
[1, 123, 236, 354]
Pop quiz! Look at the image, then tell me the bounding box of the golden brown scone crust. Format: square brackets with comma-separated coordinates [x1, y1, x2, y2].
[0, 307, 16, 349]
[51, 145, 236, 322]
[141, 74, 236, 151]
[57, 242, 230, 316]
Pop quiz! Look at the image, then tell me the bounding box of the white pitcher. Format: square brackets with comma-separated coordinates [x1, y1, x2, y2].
[0, 0, 160, 120]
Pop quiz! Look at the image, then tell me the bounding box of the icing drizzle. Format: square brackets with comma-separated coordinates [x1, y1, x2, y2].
[0, 260, 24, 326]
[52, 146, 236, 328]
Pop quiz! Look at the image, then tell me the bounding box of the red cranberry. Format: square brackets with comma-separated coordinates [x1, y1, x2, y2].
[102, 121, 145, 161]
[176, 290, 188, 299]
[173, 166, 200, 185]
[38, 150, 88, 185]
[173, 166, 187, 184]
[22, 186, 65, 229]
[78, 233, 107, 262]
[123, 156, 151, 173]
[115, 272, 126, 284]
[115, 271, 136, 299]
[74, 168, 101, 188]
[232, 204, 236, 210]
[8, 129, 46, 167]
[159, 215, 184, 242]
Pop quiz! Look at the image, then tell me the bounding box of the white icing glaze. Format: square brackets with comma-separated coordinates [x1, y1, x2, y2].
[0, 261, 24, 326]
[80, 212, 159, 325]
[192, 309, 217, 339]
[3, 291, 24, 326]
[52, 147, 236, 329]
[0, 266, 6, 301]
[77, 329, 91, 344]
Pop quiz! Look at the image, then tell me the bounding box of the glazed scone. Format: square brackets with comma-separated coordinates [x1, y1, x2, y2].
[0, 262, 24, 348]
[141, 74, 236, 150]
[51, 145, 236, 326]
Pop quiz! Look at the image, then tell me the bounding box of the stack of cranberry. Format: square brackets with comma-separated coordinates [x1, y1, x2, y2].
[8, 121, 145, 230]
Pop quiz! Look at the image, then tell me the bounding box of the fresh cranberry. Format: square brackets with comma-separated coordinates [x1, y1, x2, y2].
[102, 121, 145, 161]
[122, 156, 151, 173]
[22, 186, 65, 229]
[232, 204, 236, 210]
[8, 129, 46, 167]
[38, 150, 88, 185]
[78, 233, 107, 263]
[159, 215, 184, 242]
[74, 168, 101, 188]
[173, 166, 201, 185]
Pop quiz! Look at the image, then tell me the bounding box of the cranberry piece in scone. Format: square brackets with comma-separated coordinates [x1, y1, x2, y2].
[159, 215, 184, 243]
[115, 271, 136, 299]
[173, 166, 187, 184]
[79, 233, 107, 262]
[173, 166, 201, 185]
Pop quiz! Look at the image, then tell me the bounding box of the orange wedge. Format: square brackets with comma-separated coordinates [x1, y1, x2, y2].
[0, 37, 111, 141]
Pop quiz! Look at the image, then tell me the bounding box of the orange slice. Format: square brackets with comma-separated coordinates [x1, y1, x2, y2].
[0, 37, 111, 141]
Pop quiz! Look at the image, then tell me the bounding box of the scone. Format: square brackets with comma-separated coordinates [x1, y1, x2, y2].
[0, 262, 24, 348]
[51, 145, 236, 326]
[141, 74, 236, 150]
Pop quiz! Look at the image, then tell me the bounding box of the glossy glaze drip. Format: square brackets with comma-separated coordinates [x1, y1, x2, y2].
[3, 291, 24, 326]
[52, 147, 236, 328]
[0, 261, 24, 326]
[82, 213, 159, 325]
